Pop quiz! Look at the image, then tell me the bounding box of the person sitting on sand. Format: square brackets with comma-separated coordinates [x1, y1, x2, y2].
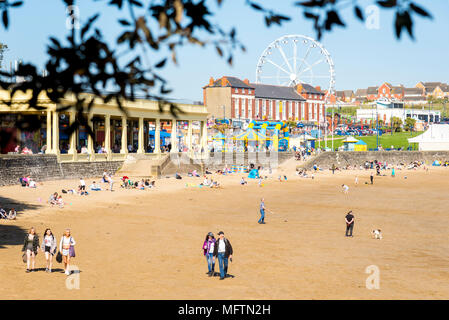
[150, 181, 156, 188]
[77, 186, 88, 196]
[49, 192, 59, 206]
[240, 177, 247, 185]
[0, 207, 7, 219]
[202, 176, 210, 186]
[191, 170, 200, 177]
[8, 208, 17, 220]
[137, 180, 145, 190]
[89, 181, 102, 191]
[342, 184, 349, 194]
[19, 176, 27, 187]
[175, 172, 182, 180]
[28, 179, 37, 188]
[210, 180, 220, 188]
[57, 195, 64, 208]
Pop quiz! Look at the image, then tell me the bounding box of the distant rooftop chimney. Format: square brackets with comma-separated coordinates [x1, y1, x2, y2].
[209, 77, 214, 86]
[221, 76, 227, 87]
[243, 78, 249, 85]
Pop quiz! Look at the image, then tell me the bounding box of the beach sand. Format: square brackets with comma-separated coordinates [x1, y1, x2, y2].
[0, 165, 448, 299]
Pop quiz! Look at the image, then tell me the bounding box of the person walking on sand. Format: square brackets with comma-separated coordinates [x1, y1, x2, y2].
[106, 174, 114, 191]
[258, 198, 266, 224]
[213, 231, 233, 280]
[59, 229, 76, 276]
[354, 175, 358, 185]
[392, 167, 395, 178]
[41, 228, 57, 273]
[22, 227, 39, 273]
[79, 178, 86, 191]
[342, 184, 349, 194]
[345, 211, 355, 237]
[370, 172, 374, 185]
[202, 232, 216, 277]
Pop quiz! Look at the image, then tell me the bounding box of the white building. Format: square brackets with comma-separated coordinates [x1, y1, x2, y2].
[356, 98, 441, 125]
[408, 124, 449, 151]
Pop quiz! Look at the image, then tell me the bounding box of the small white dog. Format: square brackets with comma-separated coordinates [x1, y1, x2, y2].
[372, 229, 383, 240]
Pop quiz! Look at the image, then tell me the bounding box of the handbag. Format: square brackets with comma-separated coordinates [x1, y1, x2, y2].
[56, 251, 62, 263]
[22, 253, 27, 263]
[69, 245, 76, 258]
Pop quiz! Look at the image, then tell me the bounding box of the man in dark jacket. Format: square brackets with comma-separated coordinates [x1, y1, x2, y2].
[345, 211, 355, 237]
[213, 231, 233, 280]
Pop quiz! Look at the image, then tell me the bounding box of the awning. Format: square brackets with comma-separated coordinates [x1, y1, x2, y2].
[233, 128, 270, 141]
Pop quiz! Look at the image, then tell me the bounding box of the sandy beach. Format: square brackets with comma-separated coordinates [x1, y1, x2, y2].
[1, 164, 448, 299]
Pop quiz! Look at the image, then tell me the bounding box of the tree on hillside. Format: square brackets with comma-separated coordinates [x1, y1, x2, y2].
[404, 117, 416, 132]
[0, 0, 435, 149]
[391, 116, 403, 132]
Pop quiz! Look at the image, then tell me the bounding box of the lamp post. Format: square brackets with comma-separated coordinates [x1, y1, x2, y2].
[376, 102, 379, 150]
[331, 106, 334, 151]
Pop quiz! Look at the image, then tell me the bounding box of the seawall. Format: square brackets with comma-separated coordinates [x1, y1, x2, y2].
[301, 151, 449, 170]
[0, 154, 123, 186]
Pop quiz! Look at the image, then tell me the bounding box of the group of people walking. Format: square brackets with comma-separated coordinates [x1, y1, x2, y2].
[22, 227, 76, 275]
[202, 231, 233, 280]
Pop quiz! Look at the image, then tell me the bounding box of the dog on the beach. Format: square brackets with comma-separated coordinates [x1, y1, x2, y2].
[372, 229, 382, 240]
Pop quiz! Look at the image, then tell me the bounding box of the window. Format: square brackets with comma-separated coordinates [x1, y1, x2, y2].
[262, 100, 266, 117]
[295, 102, 299, 120]
[234, 98, 239, 118]
[235, 88, 238, 93]
[243, 98, 247, 118]
[301, 102, 305, 119]
[289, 102, 293, 119]
[275, 101, 279, 120]
[248, 99, 252, 119]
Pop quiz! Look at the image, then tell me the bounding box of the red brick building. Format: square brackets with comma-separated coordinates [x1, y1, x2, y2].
[203, 76, 325, 123]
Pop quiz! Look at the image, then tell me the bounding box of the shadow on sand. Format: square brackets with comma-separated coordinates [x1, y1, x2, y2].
[0, 224, 27, 249]
[0, 195, 42, 217]
[0, 195, 43, 249]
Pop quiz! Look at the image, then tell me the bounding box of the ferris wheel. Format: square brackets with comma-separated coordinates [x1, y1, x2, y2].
[255, 35, 335, 101]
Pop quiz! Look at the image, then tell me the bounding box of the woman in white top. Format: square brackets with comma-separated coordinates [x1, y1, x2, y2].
[8, 208, 17, 220]
[59, 229, 76, 275]
[41, 228, 57, 273]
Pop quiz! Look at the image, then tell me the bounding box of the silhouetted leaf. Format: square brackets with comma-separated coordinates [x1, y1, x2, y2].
[354, 6, 364, 21]
[324, 10, 345, 31]
[10, 1, 23, 7]
[154, 58, 166, 68]
[249, 2, 263, 11]
[377, 0, 397, 8]
[2, 10, 8, 29]
[118, 19, 131, 26]
[409, 3, 432, 19]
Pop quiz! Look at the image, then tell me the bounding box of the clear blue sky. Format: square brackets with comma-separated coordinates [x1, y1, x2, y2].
[1, 0, 448, 102]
